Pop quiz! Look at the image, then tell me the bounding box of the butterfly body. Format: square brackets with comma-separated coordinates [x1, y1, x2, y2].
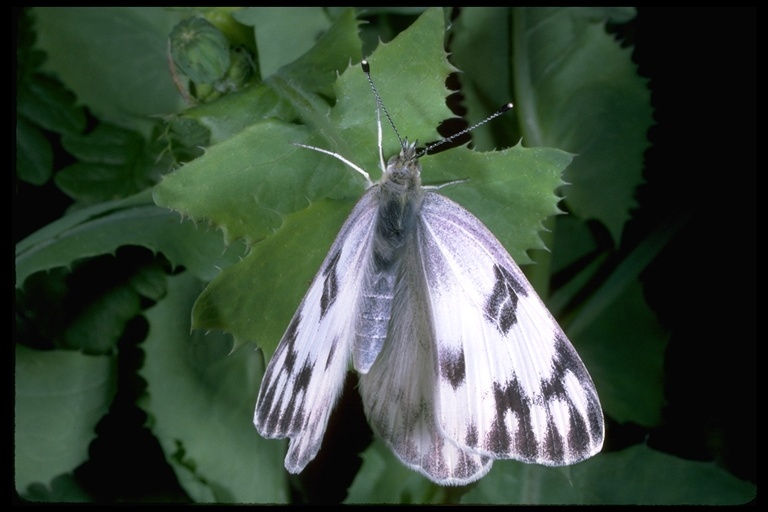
[354, 141, 423, 372]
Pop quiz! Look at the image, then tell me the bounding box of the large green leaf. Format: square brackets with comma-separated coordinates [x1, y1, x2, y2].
[15, 345, 117, 495]
[140, 272, 287, 503]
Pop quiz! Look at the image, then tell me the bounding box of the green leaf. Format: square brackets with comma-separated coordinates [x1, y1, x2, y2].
[15, 190, 246, 289]
[512, 7, 651, 242]
[140, 272, 288, 503]
[572, 280, 666, 426]
[181, 82, 292, 145]
[463, 444, 756, 505]
[15, 345, 117, 495]
[59, 265, 167, 354]
[33, 7, 186, 132]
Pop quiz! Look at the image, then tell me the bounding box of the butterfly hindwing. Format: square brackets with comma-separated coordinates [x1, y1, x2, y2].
[254, 190, 379, 472]
[358, 226, 493, 484]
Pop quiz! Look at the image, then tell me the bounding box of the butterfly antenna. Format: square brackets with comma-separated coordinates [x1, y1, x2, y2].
[362, 60, 406, 154]
[417, 102, 514, 158]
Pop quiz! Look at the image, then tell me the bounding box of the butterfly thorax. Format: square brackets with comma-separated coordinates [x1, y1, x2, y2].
[376, 141, 424, 253]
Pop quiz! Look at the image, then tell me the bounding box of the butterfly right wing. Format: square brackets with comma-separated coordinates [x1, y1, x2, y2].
[254, 188, 379, 473]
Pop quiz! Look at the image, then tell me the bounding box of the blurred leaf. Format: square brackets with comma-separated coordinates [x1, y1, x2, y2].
[33, 7, 186, 132]
[451, 7, 516, 151]
[15, 345, 117, 495]
[55, 124, 156, 203]
[139, 272, 288, 503]
[59, 264, 167, 354]
[512, 7, 651, 242]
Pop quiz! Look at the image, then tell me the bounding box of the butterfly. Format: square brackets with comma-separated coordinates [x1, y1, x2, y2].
[254, 60, 604, 486]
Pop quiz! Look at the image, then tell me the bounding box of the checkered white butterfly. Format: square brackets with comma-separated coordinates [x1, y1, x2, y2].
[254, 60, 604, 485]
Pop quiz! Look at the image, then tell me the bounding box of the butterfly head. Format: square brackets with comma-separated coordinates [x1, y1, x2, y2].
[384, 139, 422, 189]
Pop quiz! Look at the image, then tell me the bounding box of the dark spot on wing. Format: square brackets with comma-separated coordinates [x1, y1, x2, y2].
[321, 249, 341, 318]
[465, 422, 479, 447]
[439, 347, 466, 389]
[278, 360, 314, 433]
[484, 264, 527, 336]
[542, 414, 566, 463]
[566, 402, 590, 456]
[281, 314, 302, 374]
[325, 336, 338, 371]
[487, 378, 536, 459]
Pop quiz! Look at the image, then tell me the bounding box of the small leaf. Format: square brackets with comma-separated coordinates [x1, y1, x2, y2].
[60, 283, 141, 354]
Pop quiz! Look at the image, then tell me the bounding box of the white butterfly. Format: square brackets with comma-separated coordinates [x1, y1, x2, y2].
[254, 60, 604, 486]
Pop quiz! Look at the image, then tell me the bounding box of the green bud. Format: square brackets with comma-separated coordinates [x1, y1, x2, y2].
[170, 17, 230, 84]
